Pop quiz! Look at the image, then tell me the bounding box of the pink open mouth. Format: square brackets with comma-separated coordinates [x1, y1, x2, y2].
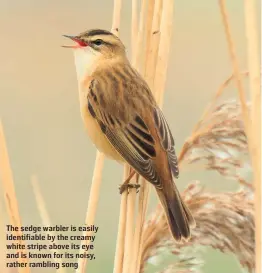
[62, 35, 88, 48]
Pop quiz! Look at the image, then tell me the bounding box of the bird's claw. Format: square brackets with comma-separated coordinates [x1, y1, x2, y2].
[119, 183, 140, 194]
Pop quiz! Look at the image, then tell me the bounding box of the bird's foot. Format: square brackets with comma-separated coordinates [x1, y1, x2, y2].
[119, 183, 140, 194]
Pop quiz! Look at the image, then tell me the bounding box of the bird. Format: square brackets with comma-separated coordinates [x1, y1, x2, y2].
[63, 28, 195, 241]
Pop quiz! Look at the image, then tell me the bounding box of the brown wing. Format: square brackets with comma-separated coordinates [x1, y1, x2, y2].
[87, 77, 179, 187]
[153, 107, 179, 178]
[87, 78, 162, 187]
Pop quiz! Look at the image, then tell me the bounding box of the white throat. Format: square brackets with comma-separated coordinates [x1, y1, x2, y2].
[73, 47, 100, 83]
[72, 47, 101, 112]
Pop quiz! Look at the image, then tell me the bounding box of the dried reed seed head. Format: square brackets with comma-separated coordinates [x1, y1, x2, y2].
[140, 182, 254, 273]
[179, 100, 252, 189]
[159, 256, 203, 273]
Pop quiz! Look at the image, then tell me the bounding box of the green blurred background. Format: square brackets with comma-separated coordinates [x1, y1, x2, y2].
[0, 0, 258, 272]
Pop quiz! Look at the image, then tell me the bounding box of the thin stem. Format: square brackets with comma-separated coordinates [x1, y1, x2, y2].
[113, 167, 128, 273]
[243, 0, 261, 272]
[110, 1, 125, 272]
[144, 0, 163, 91]
[154, 0, 174, 107]
[133, 0, 148, 71]
[136, 0, 174, 272]
[131, 0, 138, 59]
[218, 0, 250, 135]
[111, 0, 122, 36]
[122, 187, 136, 273]
[0, 120, 30, 273]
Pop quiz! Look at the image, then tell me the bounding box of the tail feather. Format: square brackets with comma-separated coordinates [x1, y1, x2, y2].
[156, 182, 195, 241]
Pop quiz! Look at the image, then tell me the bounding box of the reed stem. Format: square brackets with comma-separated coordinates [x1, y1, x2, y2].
[219, 1, 260, 271]
[243, 1, 261, 272]
[76, 152, 105, 273]
[0, 120, 30, 273]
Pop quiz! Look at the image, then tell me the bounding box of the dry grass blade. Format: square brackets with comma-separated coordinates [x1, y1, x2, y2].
[140, 182, 254, 273]
[31, 175, 66, 273]
[0, 120, 30, 273]
[179, 100, 252, 189]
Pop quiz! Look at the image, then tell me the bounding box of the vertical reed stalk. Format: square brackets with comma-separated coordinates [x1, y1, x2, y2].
[218, 0, 250, 133]
[133, 1, 174, 272]
[122, 1, 147, 272]
[78, 2, 123, 272]
[0, 199, 7, 272]
[113, 167, 128, 273]
[133, 0, 148, 71]
[219, 1, 261, 271]
[154, 0, 174, 108]
[243, 1, 261, 272]
[131, 0, 138, 59]
[0, 120, 30, 273]
[144, 0, 163, 90]
[131, 1, 161, 272]
[122, 185, 136, 273]
[76, 152, 105, 273]
[143, 0, 156, 76]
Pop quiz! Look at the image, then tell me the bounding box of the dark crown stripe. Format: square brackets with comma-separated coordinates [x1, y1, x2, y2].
[87, 29, 113, 37]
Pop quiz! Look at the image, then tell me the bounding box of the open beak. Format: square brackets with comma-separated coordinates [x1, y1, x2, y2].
[62, 35, 88, 48]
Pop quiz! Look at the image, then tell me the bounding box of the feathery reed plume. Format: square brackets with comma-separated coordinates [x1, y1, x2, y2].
[179, 99, 252, 189]
[31, 175, 66, 273]
[140, 182, 254, 273]
[0, 120, 30, 273]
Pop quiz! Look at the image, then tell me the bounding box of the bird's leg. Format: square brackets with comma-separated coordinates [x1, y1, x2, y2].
[135, 173, 140, 193]
[119, 169, 140, 194]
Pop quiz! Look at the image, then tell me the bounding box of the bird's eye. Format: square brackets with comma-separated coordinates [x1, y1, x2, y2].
[93, 39, 103, 46]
